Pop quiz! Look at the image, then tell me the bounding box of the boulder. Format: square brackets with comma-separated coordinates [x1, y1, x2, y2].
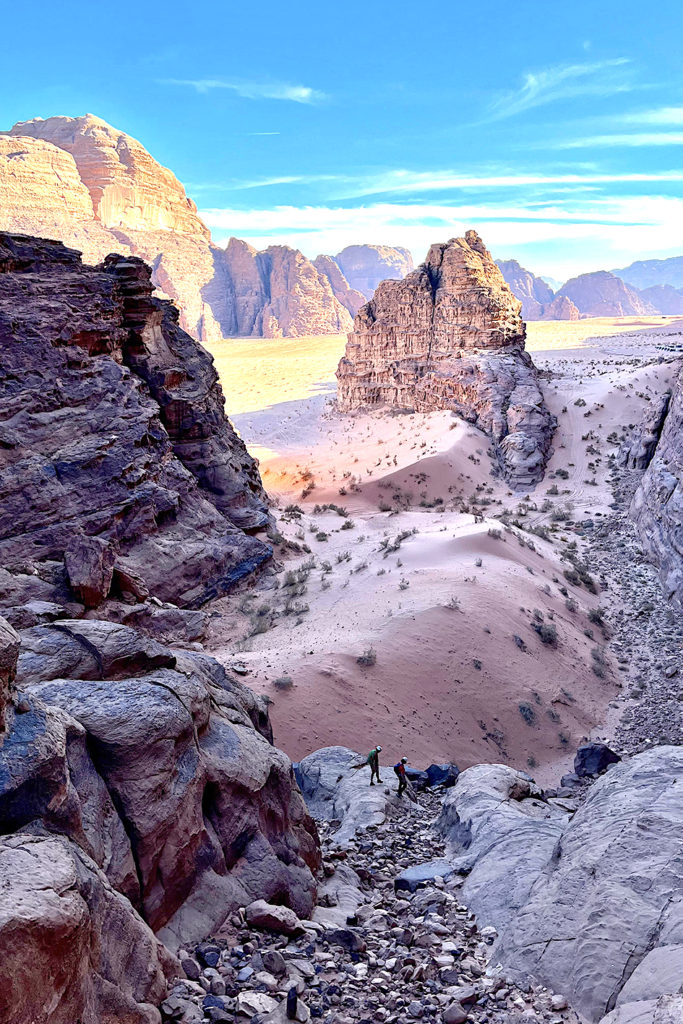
[425, 762, 460, 788]
[245, 900, 305, 936]
[394, 858, 455, 893]
[64, 535, 116, 608]
[495, 746, 683, 1022]
[600, 995, 683, 1024]
[0, 832, 178, 1024]
[436, 763, 569, 931]
[574, 741, 621, 777]
[336, 231, 555, 487]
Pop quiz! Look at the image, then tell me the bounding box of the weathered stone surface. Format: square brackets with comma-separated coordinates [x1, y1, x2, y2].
[334, 244, 414, 298]
[574, 741, 621, 777]
[494, 747, 683, 1022]
[295, 746, 399, 844]
[638, 284, 683, 314]
[620, 391, 672, 472]
[245, 899, 305, 936]
[496, 258, 554, 319]
[600, 995, 683, 1024]
[0, 115, 372, 340]
[436, 763, 568, 932]
[630, 368, 683, 604]
[65, 535, 116, 608]
[0, 231, 271, 610]
[556, 271, 657, 316]
[0, 615, 19, 729]
[0, 832, 178, 1024]
[337, 231, 555, 486]
[7, 622, 320, 946]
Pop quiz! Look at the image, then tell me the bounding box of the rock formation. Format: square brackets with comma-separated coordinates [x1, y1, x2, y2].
[540, 293, 580, 320]
[496, 258, 554, 319]
[437, 746, 683, 1023]
[313, 254, 366, 318]
[0, 231, 271, 614]
[0, 610, 320, 1022]
[555, 271, 658, 317]
[334, 244, 414, 298]
[337, 231, 555, 486]
[629, 368, 683, 604]
[0, 114, 365, 340]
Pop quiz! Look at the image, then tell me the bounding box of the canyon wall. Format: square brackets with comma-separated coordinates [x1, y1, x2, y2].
[0, 231, 321, 1022]
[0, 114, 411, 340]
[630, 367, 683, 605]
[337, 231, 555, 487]
[334, 244, 414, 298]
[496, 258, 554, 319]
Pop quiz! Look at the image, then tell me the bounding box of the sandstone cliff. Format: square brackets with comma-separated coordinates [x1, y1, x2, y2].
[313, 253, 366, 317]
[0, 114, 363, 340]
[334, 244, 414, 298]
[496, 258, 554, 319]
[556, 270, 658, 317]
[630, 367, 683, 604]
[0, 231, 271, 614]
[638, 283, 683, 314]
[540, 293, 580, 320]
[337, 231, 555, 487]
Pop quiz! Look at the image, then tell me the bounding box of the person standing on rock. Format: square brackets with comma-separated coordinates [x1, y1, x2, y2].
[352, 746, 383, 784]
[394, 757, 408, 797]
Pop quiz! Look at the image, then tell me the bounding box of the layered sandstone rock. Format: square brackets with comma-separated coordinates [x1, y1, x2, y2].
[337, 231, 555, 486]
[638, 283, 683, 314]
[334, 244, 414, 298]
[0, 114, 370, 340]
[0, 231, 270, 611]
[496, 258, 554, 319]
[630, 368, 683, 604]
[556, 271, 657, 317]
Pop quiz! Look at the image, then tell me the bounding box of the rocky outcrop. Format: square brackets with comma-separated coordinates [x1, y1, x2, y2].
[0, 614, 320, 1020]
[540, 293, 580, 320]
[436, 747, 683, 1023]
[0, 114, 374, 340]
[0, 832, 178, 1024]
[630, 368, 683, 604]
[313, 254, 366, 318]
[337, 231, 555, 487]
[0, 231, 271, 612]
[555, 271, 657, 317]
[334, 244, 414, 298]
[496, 258, 554, 319]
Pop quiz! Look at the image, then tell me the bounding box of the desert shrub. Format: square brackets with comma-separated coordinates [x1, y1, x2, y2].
[518, 702, 536, 725]
[534, 622, 558, 645]
[272, 676, 293, 690]
[565, 597, 578, 613]
[357, 647, 377, 667]
[444, 595, 461, 610]
[340, 519, 355, 530]
[487, 527, 503, 540]
[588, 606, 605, 626]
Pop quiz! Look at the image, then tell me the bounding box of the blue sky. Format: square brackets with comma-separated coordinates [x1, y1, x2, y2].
[3, 0, 683, 279]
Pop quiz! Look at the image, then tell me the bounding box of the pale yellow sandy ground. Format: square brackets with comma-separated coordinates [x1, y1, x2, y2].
[203, 318, 683, 783]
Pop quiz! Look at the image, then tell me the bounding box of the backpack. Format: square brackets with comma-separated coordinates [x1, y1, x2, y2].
[393, 763, 403, 777]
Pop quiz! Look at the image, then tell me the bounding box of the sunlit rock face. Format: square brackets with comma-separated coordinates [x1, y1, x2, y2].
[0, 114, 359, 341]
[337, 231, 555, 487]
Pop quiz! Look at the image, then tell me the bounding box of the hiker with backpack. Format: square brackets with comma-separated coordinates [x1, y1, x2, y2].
[351, 746, 383, 785]
[393, 756, 409, 797]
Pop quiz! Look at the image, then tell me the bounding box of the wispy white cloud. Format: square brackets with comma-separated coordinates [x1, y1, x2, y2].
[556, 132, 683, 148]
[616, 106, 683, 126]
[159, 78, 326, 103]
[198, 194, 683, 281]
[488, 58, 632, 120]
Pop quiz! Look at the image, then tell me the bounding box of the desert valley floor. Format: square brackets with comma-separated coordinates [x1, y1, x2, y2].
[203, 316, 683, 784]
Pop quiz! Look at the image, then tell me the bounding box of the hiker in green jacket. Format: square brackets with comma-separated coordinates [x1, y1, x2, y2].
[352, 746, 383, 784]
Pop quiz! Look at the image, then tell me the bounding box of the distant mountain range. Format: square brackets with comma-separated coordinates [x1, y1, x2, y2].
[496, 256, 683, 320]
[0, 114, 413, 341]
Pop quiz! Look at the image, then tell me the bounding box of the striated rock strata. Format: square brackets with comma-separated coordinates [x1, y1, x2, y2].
[0, 114, 369, 340]
[0, 231, 271, 612]
[337, 231, 555, 486]
[630, 367, 683, 604]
